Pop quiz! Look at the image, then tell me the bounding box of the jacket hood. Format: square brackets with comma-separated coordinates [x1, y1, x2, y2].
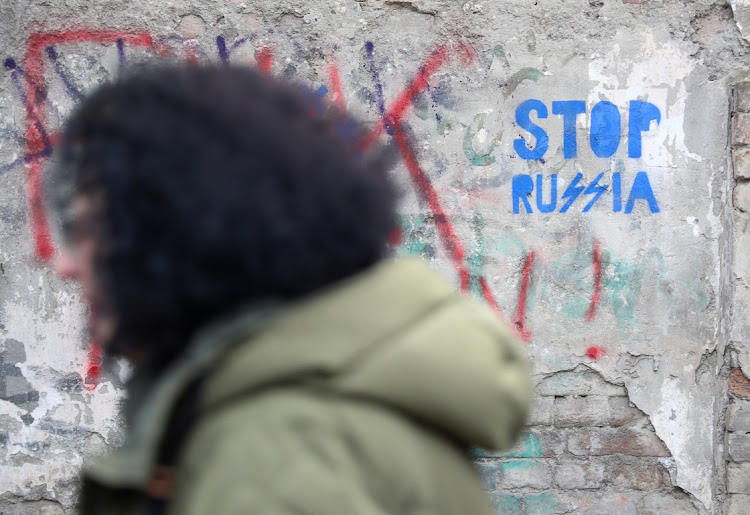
[202, 258, 531, 452]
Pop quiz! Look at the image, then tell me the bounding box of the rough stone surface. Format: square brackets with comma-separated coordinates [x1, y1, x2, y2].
[568, 428, 671, 457]
[729, 433, 750, 462]
[554, 396, 610, 427]
[495, 460, 553, 490]
[554, 460, 606, 489]
[727, 400, 750, 432]
[725, 494, 750, 515]
[727, 463, 750, 493]
[733, 147, 750, 180]
[1, 0, 749, 513]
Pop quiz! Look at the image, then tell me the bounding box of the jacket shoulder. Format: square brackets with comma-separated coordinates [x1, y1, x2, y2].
[170, 389, 494, 515]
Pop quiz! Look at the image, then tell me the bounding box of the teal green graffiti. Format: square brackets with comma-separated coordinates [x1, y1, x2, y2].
[503, 67, 544, 98]
[467, 212, 486, 299]
[490, 493, 522, 515]
[498, 431, 543, 459]
[544, 244, 709, 330]
[472, 431, 543, 459]
[463, 113, 498, 166]
[526, 492, 567, 515]
[396, 215, 435, 259]
[493, 45, 510, 67]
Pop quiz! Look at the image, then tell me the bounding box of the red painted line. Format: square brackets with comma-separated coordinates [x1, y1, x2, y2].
[185, 44, 200, 65]
[255, 46, 273, 75]
[585, 345, 606, 360]
[478, 276, 503, 319]
[392, 123, 469, 286]
[586, 239, 602, 321]
[23, 29, 154, 260]
[327, 62, 346, 111]
[84, 342, 102, 389]
[513, 251, 535, 342]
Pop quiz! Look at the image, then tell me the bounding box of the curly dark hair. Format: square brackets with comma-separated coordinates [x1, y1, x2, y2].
[49, 65, 397, 371]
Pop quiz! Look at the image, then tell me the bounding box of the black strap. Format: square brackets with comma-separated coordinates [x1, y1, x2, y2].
[144, 377, 204, 515]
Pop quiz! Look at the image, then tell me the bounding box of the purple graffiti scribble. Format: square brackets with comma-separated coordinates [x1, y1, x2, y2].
[116, 38, 125, 71]
[365, 42, 386, 117]
[216, 35, 251, 64]
[0, 147, 52, 176]
[6, 63, 51, 149]
[45, 46, 84, 101]
[364, 41, 394, 136]
[216, 36, 228, 63]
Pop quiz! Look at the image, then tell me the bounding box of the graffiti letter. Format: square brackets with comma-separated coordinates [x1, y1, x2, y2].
[590, 101, 621, 158]
[612, 172, 622, 212]
[513, 174, 534, 214]
[514, 99, 548, 160]
[536, 174, 556, 213]
[625, 171, 660, 213]
[552, 100, 585, 159]
[628, 100, 661, 158]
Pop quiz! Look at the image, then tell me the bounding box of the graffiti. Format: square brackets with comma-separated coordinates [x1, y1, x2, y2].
[511, 98, 662, 215]
[0, 25, 701, 371]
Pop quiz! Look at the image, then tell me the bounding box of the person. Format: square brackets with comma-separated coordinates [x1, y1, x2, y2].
[48, 65, 531, 515]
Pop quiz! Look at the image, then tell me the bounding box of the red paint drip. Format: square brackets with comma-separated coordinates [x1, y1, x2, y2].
[513, 251, 535, 342]
[185, 44, 200, 65]
[84, 342, 102, 389]
[585, 345, 606, 360]
[586, 239, 602, 321]
[392, 123, 468, 278]
[478, 276, 504, 319]
[358, 44, 472, 150]
[327, 62, 346, 111]
[388, 225, 403, 246]
[24, 30, 154, 260]
[255, 47, 273, 75]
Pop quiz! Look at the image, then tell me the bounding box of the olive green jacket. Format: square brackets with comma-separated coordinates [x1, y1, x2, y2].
[79, 259, 530, 514]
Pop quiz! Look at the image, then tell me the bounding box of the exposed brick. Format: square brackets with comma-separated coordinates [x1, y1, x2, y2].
[609, 396, 647, 427]
[554, 459, 605, 489]
[737, 82, 750, 114]
[525, 492, 576, 515]
[488, 492, 522, 515]
[528, 396, 554, 425]
[474, 460, 501, 490]
[536, 368, 626, 397]
[729, 433, 750, 462]
[554, 396, 610, 427]
[639, 491, 698, 514]
[567, 428, 670, 457]
[496, 460, 552, 489]
[735, 148, 750, 180]
[735, 113, 750, 146]
[727, 463, 750, 493]
[536, 429, 567, 457]
[730, 368, 750, 400]
[611, 458, 664, 490]
[728, 400, 750, 432]
[725, 494, 750, 515]
[556, 492, 639, 514]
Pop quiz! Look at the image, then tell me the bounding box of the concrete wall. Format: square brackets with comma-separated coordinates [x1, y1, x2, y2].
[0, 0, 748, 513]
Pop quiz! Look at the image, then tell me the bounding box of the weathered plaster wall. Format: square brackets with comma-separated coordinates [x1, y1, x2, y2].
[0, 0, 749, 513]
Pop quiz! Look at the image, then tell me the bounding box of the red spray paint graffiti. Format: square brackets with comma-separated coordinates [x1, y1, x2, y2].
[23, 30, 154, 260]
[586, 239, 602, 321]
[513, 251, 536, 342]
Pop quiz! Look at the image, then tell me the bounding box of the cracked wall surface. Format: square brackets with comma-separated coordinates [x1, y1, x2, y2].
[1, 0, 750, 513]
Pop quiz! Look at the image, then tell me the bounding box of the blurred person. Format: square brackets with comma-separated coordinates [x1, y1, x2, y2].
[48, 65, 531, 515]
